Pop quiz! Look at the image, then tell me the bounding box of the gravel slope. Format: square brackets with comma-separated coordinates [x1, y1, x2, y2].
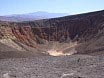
[0, 54, 104, 78]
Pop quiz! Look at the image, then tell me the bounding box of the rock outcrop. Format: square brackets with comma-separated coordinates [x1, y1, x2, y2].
[0, 10, 104, 55]
[10, 10, 104, 41]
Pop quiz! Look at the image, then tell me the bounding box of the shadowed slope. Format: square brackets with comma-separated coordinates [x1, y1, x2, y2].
[0, 10, 104, 56]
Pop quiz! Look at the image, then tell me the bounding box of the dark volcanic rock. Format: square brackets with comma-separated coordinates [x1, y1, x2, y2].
[0, 10, 104, 78]
[12, 10, 104, 41]
[0, 10, 104, 54]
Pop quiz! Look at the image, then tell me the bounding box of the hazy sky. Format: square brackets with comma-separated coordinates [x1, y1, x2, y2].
[0, 0, 104, 15]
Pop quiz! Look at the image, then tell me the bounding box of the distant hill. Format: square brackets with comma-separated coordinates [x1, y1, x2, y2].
[0, 11, 69, 22]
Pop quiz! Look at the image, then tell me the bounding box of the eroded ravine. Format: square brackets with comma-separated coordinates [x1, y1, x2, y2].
[0, 10, 104, 56]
